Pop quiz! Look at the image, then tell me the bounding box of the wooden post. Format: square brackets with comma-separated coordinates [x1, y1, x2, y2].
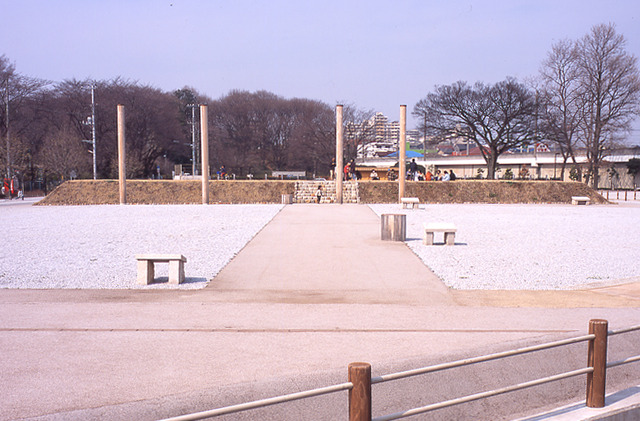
[349, 362, 371, 421]
[336, 105, 344, 204]
[586, 319, 608, 408]
[399, 105, 407, 202]
[117, 104, 126, 205]
[381, 214, 406, 241]
[200, 104, 209, 204]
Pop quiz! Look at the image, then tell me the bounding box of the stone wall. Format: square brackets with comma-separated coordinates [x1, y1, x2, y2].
[294, 180, 359, 203]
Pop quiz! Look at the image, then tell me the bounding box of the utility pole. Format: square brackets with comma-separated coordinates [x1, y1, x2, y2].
[5, 76, 10, 178]
[90, 83, 97, 179]
[187, 104, 197, 176]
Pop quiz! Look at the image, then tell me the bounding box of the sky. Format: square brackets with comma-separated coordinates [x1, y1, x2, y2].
[2, 0, 640, 141]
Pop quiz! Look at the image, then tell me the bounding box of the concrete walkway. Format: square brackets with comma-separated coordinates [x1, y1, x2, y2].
[209, 204, 452, 305]
[2, 204, 640, 420]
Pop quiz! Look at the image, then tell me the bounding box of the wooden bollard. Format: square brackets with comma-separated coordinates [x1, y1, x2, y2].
[349, 362, 371, 421]
[586, 319, 608, 408]
[381, 214, 406, 241]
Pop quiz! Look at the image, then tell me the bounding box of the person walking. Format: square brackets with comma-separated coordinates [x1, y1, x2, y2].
[349, 159, 357, 180]
[330, 157, 336, 180]
[409, 158, 418, 179]
[315, 185, 323, 203]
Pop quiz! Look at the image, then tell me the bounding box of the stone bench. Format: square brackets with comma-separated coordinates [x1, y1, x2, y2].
[423, 223, 457, 246]
[136, 254, 187, 285]
[401, 197, 420, 209]
[571, 196, 591, 205]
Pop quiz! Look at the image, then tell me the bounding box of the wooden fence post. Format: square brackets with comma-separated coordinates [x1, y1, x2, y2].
[349, 362, 372, 421]
[586, 319, 608, 408]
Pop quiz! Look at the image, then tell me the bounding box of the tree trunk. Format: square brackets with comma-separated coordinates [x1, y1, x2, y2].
[486, 153, 498, 179]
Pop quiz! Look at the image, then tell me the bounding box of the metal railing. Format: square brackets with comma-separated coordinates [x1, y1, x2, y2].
[162, 382, 353, 421]
[159, 319, 640, 421]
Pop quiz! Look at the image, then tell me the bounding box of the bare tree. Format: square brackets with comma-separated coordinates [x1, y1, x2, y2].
[415, 78, 537, 179]
[538, 39, 583, 180]
[341, 104, 374, 161]
[39, 125, 90, 179]
[209, 91, 335, 176]
[575, 23, 640, 187]
[0, 55, 49, 177]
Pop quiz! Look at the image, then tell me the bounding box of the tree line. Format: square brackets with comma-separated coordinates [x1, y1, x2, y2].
[413, 23, 640, 186]
[2, 23, 639, 188]
[0, 67, 338, 186]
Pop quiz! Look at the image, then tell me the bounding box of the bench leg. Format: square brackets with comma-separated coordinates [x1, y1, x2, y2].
[424, 232, 434, 245]
[444, 232, 455, 246]
[168, 260, 185, 284]
[137, 260, 154, 285]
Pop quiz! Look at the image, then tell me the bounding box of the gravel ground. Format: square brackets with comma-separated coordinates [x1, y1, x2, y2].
[1, 201, 283, 289]
[2, 200, 639, 290]
[369, 202, 640, 290]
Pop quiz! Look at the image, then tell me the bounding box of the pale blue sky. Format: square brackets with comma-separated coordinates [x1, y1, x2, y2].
[2, 0, 640, 139]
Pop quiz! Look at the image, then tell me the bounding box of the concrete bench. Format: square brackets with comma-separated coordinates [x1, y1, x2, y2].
[401, 197, 420, 209]
[135, 254, 187, 285]
[423, 223, 457, 246]
[571, 196, 591, 205]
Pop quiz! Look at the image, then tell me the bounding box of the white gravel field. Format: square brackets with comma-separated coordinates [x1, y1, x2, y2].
[1, 202, 283, 289]
[369, 203, 640, 290]
[2, 200, 639, 290]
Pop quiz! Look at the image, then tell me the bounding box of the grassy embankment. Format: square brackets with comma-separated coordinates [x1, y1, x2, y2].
[38, 179, 607, 205]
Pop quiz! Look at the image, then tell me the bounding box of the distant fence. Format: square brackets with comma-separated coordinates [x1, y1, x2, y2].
[599, 189, 640, 201]
[159, 319, 640, 421]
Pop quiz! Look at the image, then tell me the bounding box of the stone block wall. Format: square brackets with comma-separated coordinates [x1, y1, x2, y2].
[294, 181, 359, 203]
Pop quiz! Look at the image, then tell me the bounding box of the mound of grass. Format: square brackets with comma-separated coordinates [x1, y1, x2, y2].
[359, 180, 607, 204]
[38, 179, 606, 206]
[38, 180, 296, 205]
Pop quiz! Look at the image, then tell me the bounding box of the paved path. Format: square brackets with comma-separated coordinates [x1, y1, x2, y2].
[209, 204, 452, 305]
[2, 204, 640, 420]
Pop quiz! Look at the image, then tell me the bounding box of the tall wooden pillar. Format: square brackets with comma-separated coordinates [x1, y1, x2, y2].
[117, 104, 126, 205]
[336, 104, 344, 204]
[200, 104, 209, 204]
[399, 105, 407, 201]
